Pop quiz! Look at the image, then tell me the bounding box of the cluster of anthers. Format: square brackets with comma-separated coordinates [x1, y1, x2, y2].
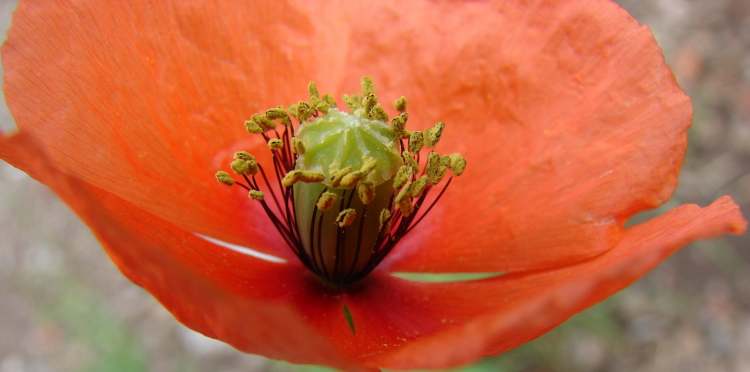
[215, 77, 465, 287]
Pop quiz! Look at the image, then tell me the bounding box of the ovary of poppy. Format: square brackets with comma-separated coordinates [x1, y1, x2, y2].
[0, 0, 746, 370]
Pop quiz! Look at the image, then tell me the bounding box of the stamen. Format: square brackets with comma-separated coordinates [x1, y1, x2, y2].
[234, 151, 254, 161]
[265, 107, 291, 125]
[328, 167, 352, 188]
[409, 176, 428, 198]
[248, 190, 265, 200]
[448, 153, 467, 176]
[391, 112, 408, 138]
[426, 152, 448, 185]
[357, 182, 375, 205]
[253, 113, 275, 131]
[393, 165, 413, 189]
[336, 208, 358, 228]
[339, 171, 364, 189]
[282, 169, 325, 187]
[316, 191, 338, 211]
[244, 119, 264, 134]
[379, 209, 392, 231]
[231, 157, 257, 176]
[292, 137, 305, 155]
[408, 131, 424, 153]
[425, 121, 445, 147]
[394, 96, 407, 113]
[215, 171, 234, 186]
[213, 77, 467, 287]
[267, 138, 284, 151]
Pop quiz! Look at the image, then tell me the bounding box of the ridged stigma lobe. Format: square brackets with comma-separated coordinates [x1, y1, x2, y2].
[295, 109, 402, 187]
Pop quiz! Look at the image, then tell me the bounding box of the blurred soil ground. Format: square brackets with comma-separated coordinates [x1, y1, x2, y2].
[0, 0, 748, 371]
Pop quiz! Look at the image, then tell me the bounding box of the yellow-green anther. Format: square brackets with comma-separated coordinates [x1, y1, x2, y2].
[426, 152, 448, 184]
[230, 159, 250, 175]
[245, 119, 264, 134]
[265, 107, 285, 119]
[379, 208, 392, 231]
[292, 137, 305, 155]
[288, 102, 311, 121]
[234, 151, 254, 161]
[300, 170, 325, 183]
[395, 180, 412, 204]
[402, 151, 418, 169]
[215, 171, 234, 186]
[314, 99, 330, 114]
[249, 160, 259, 174]
[268, 138, 283, 151]
[361, 76, 375, 96]
[243, 158, 259, 175]
[425, 151, 442, 177]
[393, 112, 408, 124]
[359, 157, 378, 176]
[394, 96, 407, 112]
[316, 191, 338, 211]
[309, 97, 321, 110]
[409, 131, 424, 153]
[288, 103, 300, 118]
[266, 107, 290, 125]
[328, 166, 352, 188]
[357, 182, 375, 205]
[308, 81, 320, 99]
[369, 105, 388, 122]
[231, 158, 257, 175]
[248, 190, 264, 201]
[282, 170, 302, 187]
[339, 171, 364, 188]
[397, 197, 414, 216]
[426, 151, 440, 168]
[336, 208, 358, 228]
[323, 94, 336, 106]
[410, 176, 429, 198]
[391, 112, 408, 138]
[342, 94, 361, 111]
[296, 101, 313, 121]
[449, 153, 467, 176]
[253, 114, 275, 130]
[425, 121, 445, 147]
[283, 170, 323, 187]
[393, 165, 414, 189]
[362, 93, 377, 118]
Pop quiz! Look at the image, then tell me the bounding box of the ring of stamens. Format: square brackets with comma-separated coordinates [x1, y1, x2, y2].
[215, 77, 466, 287]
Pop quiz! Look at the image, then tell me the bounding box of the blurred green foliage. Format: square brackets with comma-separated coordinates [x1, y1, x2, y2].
[38, 278, 148, 372]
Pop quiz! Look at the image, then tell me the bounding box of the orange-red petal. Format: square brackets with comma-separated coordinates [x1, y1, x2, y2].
[1, 0, 322, 256]
[2, 131, 745, 370]
[301, 0, 694, 272]
[0, 131, 365, 369]
[3, 0, 709, 273]
[2, 1, 748, 369]
[343, 197, 745, 369]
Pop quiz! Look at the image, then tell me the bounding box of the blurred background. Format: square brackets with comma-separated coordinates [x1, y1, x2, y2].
[1, 0, 748, 371]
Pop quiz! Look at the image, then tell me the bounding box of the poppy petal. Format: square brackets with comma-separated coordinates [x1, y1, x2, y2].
[304, 1, 695, 272]
[5, 0, 707, 272]
[341, 197, 744, 369]
[3, 132, 744, 370]
[384, 197, 745, 368]
[0, 131, 368, 369]
[1, 0, 319, 255]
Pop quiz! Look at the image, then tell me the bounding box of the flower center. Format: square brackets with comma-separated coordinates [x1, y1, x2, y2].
[215, 77, 466, 287]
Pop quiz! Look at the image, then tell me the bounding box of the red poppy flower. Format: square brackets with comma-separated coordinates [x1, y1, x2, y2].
[0, 0, 746, 370]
